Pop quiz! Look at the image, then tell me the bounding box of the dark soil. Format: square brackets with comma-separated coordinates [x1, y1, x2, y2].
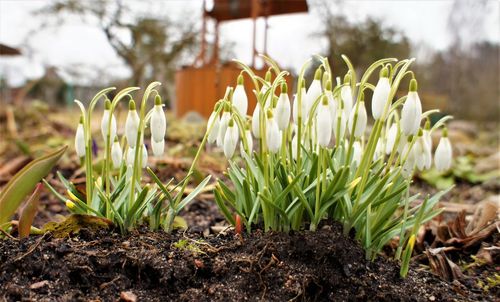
[0, 222, 490, 302]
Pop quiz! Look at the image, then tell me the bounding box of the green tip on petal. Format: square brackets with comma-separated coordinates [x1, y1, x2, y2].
[129, 99, 136, 110]
[228, 118, 234, 127]
[443, 127, 448, 137]
[114, 136, 119, 142]
[265, 70, 272, 82]
[339, 99, 344, 110]
[246, 119, 252, 130]
[380, 67, 389, 78]
[343, 73, 351, 85]
[237, 74, 244, 85]
[266, 109, 274, 119]
[314, 68, 322, 80]
[155, 95, 162, 106]
[298, 78, 304, 89]
[325, 80, 332, 91]
[359, 91, 365, 102]
[105, 99, 111, 110]
[281, 82, 288, 94]
[321, 95, 329, 106]
[424, 120, 431, 130]
[407, 135, 413, 143]
[223, 102, 231, 112]
[418, 128, 423, 136]
[409, 79, 418, 92]
[79, 115, 84, 124]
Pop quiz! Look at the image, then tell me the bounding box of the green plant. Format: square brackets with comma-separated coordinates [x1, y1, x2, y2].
[0, 146, 67, 232]
[209, 55, 453, 277]
[44, 83, 210, 234]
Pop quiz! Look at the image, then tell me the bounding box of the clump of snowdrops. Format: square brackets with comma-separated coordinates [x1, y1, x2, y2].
[44, 82, 210, 234]
[207, 55, 453, 276]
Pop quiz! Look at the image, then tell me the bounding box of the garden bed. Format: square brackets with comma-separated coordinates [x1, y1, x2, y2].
[0, 221, 487, 301]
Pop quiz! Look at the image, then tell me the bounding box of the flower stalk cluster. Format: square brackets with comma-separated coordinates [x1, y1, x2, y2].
[208, 55, 453, 277]
[48, 83, 211, 233]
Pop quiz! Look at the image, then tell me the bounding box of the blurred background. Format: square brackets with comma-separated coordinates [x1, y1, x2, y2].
[0, 0, 498, 121]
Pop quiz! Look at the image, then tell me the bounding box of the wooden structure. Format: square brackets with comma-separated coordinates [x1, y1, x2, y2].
[175, 0, 308, 118]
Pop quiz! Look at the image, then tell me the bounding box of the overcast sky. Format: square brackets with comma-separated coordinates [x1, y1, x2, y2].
[0, 0, 499, 84]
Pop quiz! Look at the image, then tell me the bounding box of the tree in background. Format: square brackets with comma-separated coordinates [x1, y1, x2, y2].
[37, 0, 198, 102]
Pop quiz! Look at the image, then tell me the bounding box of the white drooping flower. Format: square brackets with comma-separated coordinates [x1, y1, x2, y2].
[385, 123, 398, 154]
[223, 118, 239, 159]
[352, 141, 362, 166]
[305, 69, 322, 118]
[126, 146, 135, 166]
[141, 144, 148, 168]
[101, 99, 117, 142]
[75, 117, 85, 158]
[316, 96, 333, 147]
[125, 100, 140, 147]
[251, 103, 261, 138]
[207, 111, 220, 144]
[326, 93, 337, 124]
[333, 101, 347, 140]
[415, 134, 431, 171]
[240, 127, 253, 156]
[371, 67, 391, 120]
[292, 81, 307, 124]
[401, 140, 416, 178]
[275, 84, 291, 131]
[150, 95, 167, 142]
[152, 138, 165, 157]
[126, 164, 133, 179]
[266, 110, 281, 153]
[232, 75, 248, 116]
[217, 110, 230, 147]
[348, 100, 367, 138]
[340, 74, 353, 116]
[291, 132, 298, 160]
[434, 129, 453, 172]
[111, 138, 123, 169]
[401, 79, 422, 136]
[423, 121, 433, 151]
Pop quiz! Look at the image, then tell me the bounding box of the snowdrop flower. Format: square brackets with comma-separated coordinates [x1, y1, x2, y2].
[423, 120, 432, 151]
[217, 108, 230, 147]
[291, 132, 298, 160]
[371, 67, 391, 120]
[126, 147, 135, 166]
[324, 81, 337, 122]
[207, 111, 220, 144]
[275, 83, 291, 131]
[232, 75, 248, 116]
[401, 138, 416, 178]
[125, 100, 140, 147]
[223, 118, 239, 159]
[333, 100, 347, 140]
[352, 141, 362, 166]
[152, 138, 165, 157]
[414, 131, 431, 171]
[111, 137, 123, 169]
[75, 116, 85, 158]
[373, 139, 384, 161]
[385, 123, 398, 154]
[101, 99, 117, 142]
[305, 68, 322, 118]
[141, 144, 148, 168]
[340, 74, 353, 116]
[150, 95, 166, 142]
[401, 79, 422, 136]
[316, 96, 333, 147]
[348, 99, 367, 138]
[251, 102, 261, 138]
[434, 129, 453, 172]
[266, 109, 281, 153]
[240, 124, 253, 156]
[292, 80, 308, 124]
[126, 164, 133, 179]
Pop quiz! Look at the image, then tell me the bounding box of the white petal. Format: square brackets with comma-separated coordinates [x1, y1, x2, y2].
[151, 105, 166, 142]
[111, 141, 123, 169]
[266, 118, 280, 153]
[292, 88, 308, 124]
[340, 86, 353, 116]
[125, 110, 140, 147]
[101, 110, 117, 142]
[233, 84, 248, 116]
[223, 125, 239, 159]
[207, 112, 220, 144]
[352, 141, 362, 166]
[152, 139, 165, 157]
[126, 147, 135, 166]
[142, 144, 148, 168]
[385, 124, 398, 154]
[348, 102, 367, 138]
[240, 130, 253, 155]
[371, 77, 391, 120]
[306, 80, 322, 118]
[316, 104, 332, 147]
[434, 137, 452, 172]
[401, 91, 422, 136]
[75, 124, 85, 157]
[251, 103, 261, 138]
[276, 93, 291, 131]
[217, 112, 230, 147]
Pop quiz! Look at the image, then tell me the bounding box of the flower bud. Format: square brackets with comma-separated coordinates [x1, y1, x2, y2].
[232, 75, 248, 116]
[142, 144, 148, 168]
[401, 79, 422, 136]
[152, 138, 165, 157]
[240, 126, 253, 156]
[352, 141, 362, 166]
[125, 100, 140, 147]
[101, 99, 117, 142]
[385, 123, 398, 154]
[275, 83, 291, 131]
[415, 132, 431, 171]
[305, 69, 322, 118]
[371, 67, 391, 120]
[207, 111, 220, 144]
[348, 99, 367, 138]
[151, 95, 166, 142]
[126, 146, 135, 166]
[266, 109, 280, 153]
[111, 137, 123, 169]
[434, 129, 452, 172]
[251, 103, 261, 138]
[217, 109, 230, 147]
[75, 116, 85, 158]
[223, 119, 239, 159]
[316, 96, 333, 147]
